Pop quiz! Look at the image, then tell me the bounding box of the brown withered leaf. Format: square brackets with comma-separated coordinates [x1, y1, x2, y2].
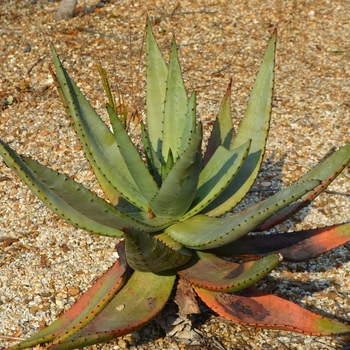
[175, 277, 200, 317]
[60, 243, 71, 253]
[41, 254, 49, 266]
[1, 237, 19, 249]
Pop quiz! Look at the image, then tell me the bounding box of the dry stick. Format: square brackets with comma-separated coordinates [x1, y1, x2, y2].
[170, 2, 181, 17]
[0, 335, 26, 341]
[211, 63, 232, 75]
[27, 56, 45, 75]
[171, 10, 218, 16]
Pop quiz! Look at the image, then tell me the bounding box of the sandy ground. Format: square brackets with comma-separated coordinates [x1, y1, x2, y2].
[0, 0, 350, 349]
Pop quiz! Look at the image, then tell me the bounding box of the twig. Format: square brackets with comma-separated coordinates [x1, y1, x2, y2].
[0, 335, 26, 341]
[171, 10, 218, 16]
[324, 190, 350, 197]
[211, 63, 232, 75]
[0, 176, 11, 182]
[27, 56, 45, 75]
[170, 2, 181, 17]
[179, 40, 212, 47]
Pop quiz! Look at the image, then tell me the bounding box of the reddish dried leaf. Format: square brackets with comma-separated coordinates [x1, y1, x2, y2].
[1, 237, 19, 249]
[177, 251, 281, 292]
[214, 222, 350, 261]
[49, 271, 176, 350]
[6, 242, 127, 350]
[195, 286, 350, 335]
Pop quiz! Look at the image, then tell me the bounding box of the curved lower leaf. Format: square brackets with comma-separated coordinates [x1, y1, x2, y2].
[177, 251, 282, 292]
[6, 242, 127, 350]
[49, 271, 176, 350]
[0, 142, 125, 237]
[195, 286, 350, 335]
[167, 180, 320, 249]
[0, 143, 173, 236]
[214, 222, 350, 261]
[124, 228, 192, 272]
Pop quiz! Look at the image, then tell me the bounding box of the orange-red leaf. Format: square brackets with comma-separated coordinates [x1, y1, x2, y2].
[177, 251, 281, 292]
[6, 242, 128, 350]
[214, 222, 350, 261]
[49, 271, 176, 350]
[195, 286, 350, 335]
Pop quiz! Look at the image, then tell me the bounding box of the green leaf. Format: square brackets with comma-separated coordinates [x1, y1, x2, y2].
[195, 286, 350, 336]
[0, 142, 174, 235]
[6, 243, 127, 350]
[206, 30, 277, 216]
[257, 143, 350, 231]
[162, 36, 189, 161]
[49, 271, 176, 350]
[124, 228, 192, 272]
[180, 90, 197, 156]
[167, 179, 320, 249]
[51, 46, 148, 211]
[107, 104, 159, 201]
[50, 65, 132, 209]
[177, 251, 281, 292]
[98, 65, 117, 114]
[150, 124, 203, 219]
[0, 142, 123, 236]
[126, 211, 177, 229]
[146, 18, 168, 158]
[162, 147, 175, 182]
[183, 141, 251, 220]
[141, 121, 162, 185]
[203, 79, 234, 165]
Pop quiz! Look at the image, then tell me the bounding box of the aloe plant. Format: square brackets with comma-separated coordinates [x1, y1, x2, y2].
[1, 20, 350, 350]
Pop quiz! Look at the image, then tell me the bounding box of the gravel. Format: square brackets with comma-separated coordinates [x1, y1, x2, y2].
[1, 0, 350, 349]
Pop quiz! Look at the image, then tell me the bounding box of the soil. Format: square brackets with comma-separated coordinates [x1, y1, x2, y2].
[1, 1, 350, 349]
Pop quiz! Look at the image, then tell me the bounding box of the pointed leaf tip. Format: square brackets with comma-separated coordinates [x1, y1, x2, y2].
[195, 287, 350, 336]
[205, 30, 277, 215]
[217, 222, 350, 261]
